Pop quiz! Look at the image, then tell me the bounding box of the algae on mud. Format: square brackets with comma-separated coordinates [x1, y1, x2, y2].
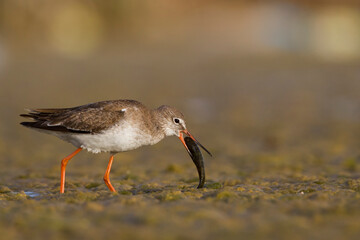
[1, 53, 360, 240]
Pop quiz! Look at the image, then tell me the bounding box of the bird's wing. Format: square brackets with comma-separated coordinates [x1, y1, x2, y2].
[20, 100, 142, 134]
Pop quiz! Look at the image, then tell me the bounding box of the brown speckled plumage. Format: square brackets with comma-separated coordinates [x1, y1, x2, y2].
[20, 100, 146, 134]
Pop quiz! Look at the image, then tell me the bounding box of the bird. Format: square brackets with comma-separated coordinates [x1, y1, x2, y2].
[20, 99, 212, 193]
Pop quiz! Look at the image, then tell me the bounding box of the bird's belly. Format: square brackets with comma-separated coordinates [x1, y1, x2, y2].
[56, 125, 159, 153]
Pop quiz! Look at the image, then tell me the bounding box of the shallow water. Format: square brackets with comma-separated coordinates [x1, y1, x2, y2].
[24, 191, 41, 198]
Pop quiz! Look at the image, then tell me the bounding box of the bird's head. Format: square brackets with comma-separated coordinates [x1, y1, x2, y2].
[156, 105, 212, 157]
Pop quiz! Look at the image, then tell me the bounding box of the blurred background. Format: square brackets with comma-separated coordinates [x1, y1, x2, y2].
[0, 1, 360, 239]
[1, 0, 359, 166]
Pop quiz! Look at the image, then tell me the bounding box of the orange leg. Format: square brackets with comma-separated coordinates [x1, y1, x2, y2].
[103, 155, 116, 192]
[60, 148, 82, 194]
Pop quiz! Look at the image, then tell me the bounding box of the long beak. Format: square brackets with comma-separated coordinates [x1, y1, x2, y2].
[179, 130, 212, 157]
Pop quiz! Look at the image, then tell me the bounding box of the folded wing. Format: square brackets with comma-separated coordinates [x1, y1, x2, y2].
[20, 100, 133, 134]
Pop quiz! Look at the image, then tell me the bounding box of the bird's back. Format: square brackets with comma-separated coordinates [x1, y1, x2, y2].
[20, 100, 144, 134]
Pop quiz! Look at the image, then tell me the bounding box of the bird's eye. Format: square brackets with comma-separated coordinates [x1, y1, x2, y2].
[174, 118, 180, 124]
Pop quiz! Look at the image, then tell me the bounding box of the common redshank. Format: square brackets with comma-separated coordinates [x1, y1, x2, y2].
[20, 100, 211, 193]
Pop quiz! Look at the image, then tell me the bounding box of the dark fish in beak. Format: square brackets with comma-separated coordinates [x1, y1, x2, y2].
[178, 130, 211, 189]
[184, 136, 205, 188]
[179, 130, 212, 158]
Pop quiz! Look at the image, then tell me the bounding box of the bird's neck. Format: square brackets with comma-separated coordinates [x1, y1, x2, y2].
[149, 108, 167, 140]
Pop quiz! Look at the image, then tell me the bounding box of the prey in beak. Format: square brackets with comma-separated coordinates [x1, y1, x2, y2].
[178, 130, 212, 189]
[179, 130, 212, 158]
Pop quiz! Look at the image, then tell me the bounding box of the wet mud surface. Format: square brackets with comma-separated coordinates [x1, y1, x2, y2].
[1, 54, 360, 240]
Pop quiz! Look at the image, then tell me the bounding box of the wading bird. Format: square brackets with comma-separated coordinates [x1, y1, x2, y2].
[20, 100, 211, 193]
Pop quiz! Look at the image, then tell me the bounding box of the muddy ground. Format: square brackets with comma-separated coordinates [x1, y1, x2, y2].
[0, 51, 360, 240]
